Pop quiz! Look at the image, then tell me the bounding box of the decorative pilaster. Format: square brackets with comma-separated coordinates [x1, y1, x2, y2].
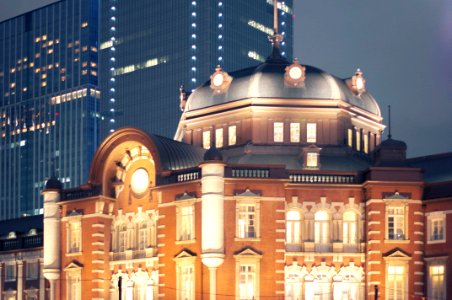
[17, 260, 24, 300]
[39, 259, 45, 300]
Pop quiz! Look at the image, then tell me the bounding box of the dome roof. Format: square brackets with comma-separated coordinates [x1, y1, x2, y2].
[44, 177, 62, 191]
[203, 146, 223, 162]
[185, 58, 381, 116]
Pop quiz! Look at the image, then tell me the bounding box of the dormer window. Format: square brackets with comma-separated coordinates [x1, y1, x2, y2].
[273, 122, 284, 143]
[302, 145, 321, 169]
[202, 130, 211, 149]
[306, 123, 317, 143]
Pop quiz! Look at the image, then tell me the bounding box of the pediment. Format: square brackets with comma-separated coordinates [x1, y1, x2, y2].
[174, 249, 197, 259]
[383, 247, 411, 259]
[233, 246, 262, 258]
[64, 260, 84, 270]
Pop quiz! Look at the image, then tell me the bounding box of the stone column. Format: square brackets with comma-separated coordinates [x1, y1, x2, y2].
[0, 264, 3, 297]
[200, 152, 226, 300]
[17, 260, 23, 300]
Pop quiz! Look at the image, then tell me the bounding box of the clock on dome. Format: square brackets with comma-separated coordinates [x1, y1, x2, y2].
[284, 58, 306, 87]
[210, 66, 232, 94]
[130, 168, 149, 194]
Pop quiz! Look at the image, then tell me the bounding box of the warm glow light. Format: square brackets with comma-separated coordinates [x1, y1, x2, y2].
[212, 73, 224, 86]
[289, 66, 303, 80]
[131, 168, 149, 194]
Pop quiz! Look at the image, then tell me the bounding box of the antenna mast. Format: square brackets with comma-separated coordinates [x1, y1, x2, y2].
[269, 0, 283, 48]
[388, 105, 392, 139]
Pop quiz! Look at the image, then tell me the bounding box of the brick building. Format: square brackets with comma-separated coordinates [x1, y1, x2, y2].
[2, 16, 452, 300]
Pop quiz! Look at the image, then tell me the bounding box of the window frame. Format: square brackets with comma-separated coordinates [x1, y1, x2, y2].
[66, 216, 82, 254]
[426, 258, 447, 300]
[306, 123, 317, 143]
[176, 197, 196, 243]
[386, 205, 407, 241]
[235, 197, 260, 241]
[228, 125, 237, 146]
[5, 263, 16, 282]
[289, 122, 300, 143]
[202, 130, 211, 149]
[215, 127, 224, 148]
[273, 122, 284, 143]
[427, 212, 446, 244]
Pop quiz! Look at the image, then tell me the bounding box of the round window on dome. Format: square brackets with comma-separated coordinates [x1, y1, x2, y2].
[130, 168, 149, 194]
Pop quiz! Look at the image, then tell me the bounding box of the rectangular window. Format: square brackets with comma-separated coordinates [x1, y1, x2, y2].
[387, 265, 406, 300]
[428, 264, 446, 300]
[273, 122, 284, 142]
[68, 221, 82, 253]
[387, 207, 405, 240]
[238, 204, 256, 238]
[306, 152, 318, 168]
[138, 223, 148, 250]
[179, 265, 194, 300]
[179, 206, 194, 241]
[355, 130, 361, 151]
[202, 130, 211, 149]
[228, 125, 237, 146]
[239, 265, 256, 300]
[118, 225, 127, 252]
[290, 123, 300, 143]
[215, 128, 224, 148]
[363, 133, 369, 153]
[26, 261, 39, 279]
[306, 123, 317, 143]
[428, 214, 445, 242]
[5, 264, 16, 281]
[67, 273, 81, 300]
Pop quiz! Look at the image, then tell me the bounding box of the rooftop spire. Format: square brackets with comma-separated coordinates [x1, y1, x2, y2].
[388, 105, 392, 139]
[268, 0, 284, 60]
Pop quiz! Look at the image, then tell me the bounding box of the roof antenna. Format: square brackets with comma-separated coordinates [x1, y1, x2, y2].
[268, 0, 283, 59]
[388, 105, 392, 139]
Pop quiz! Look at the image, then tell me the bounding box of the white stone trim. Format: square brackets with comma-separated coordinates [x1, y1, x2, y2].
[368, 221, 380, 226]
[92, 224, 105, 228]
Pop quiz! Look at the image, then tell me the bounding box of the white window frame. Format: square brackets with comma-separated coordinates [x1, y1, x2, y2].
[66, 269, 82, 300]
[290, 122, 300, 143]
[426, 258, 447, 300]
[176, 199, 196, 243]
[228, 125, 237, 146]
[236, 199, 260, 240]
[286, 209, 302, 245]
[273, 122, 284, 143]
[343, 210, 358, 244]
[215, 127, 224, 148]
[306, 152, 319, 168]
[386, 204, 407, 240]
[306, 123, 317, 143]
[67, 217, 82, 254]
[234, 249, 262, 300]
[174, 252, 196, 300]
[385, 262, 408, 300]
[26, 261, 39, 280]
[314, 210, 330, 245]
[427, 212, 446, 243]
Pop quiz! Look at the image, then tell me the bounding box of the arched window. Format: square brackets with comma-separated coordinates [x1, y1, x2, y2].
[286, 210, 301, 244]
[343, 211, 358, 244]
[314, 211, 330, 245]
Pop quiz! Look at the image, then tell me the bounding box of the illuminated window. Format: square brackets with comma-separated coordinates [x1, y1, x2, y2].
[314, 211, 329, 245]
[273, 122, 284, 142]
[284, 264, 304, 300]
[67, 220, 82, 253]
[306, 152, 318, 168]
[306, 123, 316, 143]
[215, 128, 224, 148]
[343, 211, 357, 244]
[239, 265, 256, 300]
[228, 125, 236, 146]
[428, 263, 446, 300]
[26, 261, 39, 279]
[81, 22, 88, 28]
[5, 264, 16, 281]
[427, 212, 445, 243]
[41, 81, 47, 87]
[66, 271, 81, 300]
[202, 130, 211, 149]
[348, 129, 353, 147]
[386, 265, 406, 300]
[363, 133, 369, 153]
[290, 123, 300, 143]
[175, 256, 195, 300]
[286, 210, 301, 244]
[177, 204, 195, 242]
[117, 224, 127, 252]
[237, 202, 259, 239]
[356, 130, 361, 151]
[386, 206, 406, 240]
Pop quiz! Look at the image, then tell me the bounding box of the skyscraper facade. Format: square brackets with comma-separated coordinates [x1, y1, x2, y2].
[0, 0, 100, 220]
[100, 0, 293, 138]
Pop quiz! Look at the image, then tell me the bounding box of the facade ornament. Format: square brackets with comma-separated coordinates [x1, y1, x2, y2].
[285, 58, 306, 87]
[210, 66, 232, 94]
[350, 68, 366, 95]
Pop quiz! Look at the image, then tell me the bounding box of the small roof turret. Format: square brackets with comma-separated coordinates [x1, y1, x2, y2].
[43, 177, 62, 192]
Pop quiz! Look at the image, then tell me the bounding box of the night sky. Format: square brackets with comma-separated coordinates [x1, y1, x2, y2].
[1, 0, 451, 157]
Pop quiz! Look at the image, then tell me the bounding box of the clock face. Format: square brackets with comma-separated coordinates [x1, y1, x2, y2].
[289, 66, 303, 80]
[130, 168, 149, 194]
[212, 73, 224, 87]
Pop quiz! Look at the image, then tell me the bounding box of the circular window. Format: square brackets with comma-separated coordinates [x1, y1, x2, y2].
[130, 168, 149, 194]
[289, 66, 303, 80]
[212, 73, 224, 87]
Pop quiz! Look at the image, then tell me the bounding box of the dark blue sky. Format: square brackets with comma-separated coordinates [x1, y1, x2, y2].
[1, 0, 451, 157]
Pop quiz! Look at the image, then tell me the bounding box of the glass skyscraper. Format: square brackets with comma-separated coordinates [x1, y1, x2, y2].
[100, 0, 293, 138]
[0, 0, 100, 220]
